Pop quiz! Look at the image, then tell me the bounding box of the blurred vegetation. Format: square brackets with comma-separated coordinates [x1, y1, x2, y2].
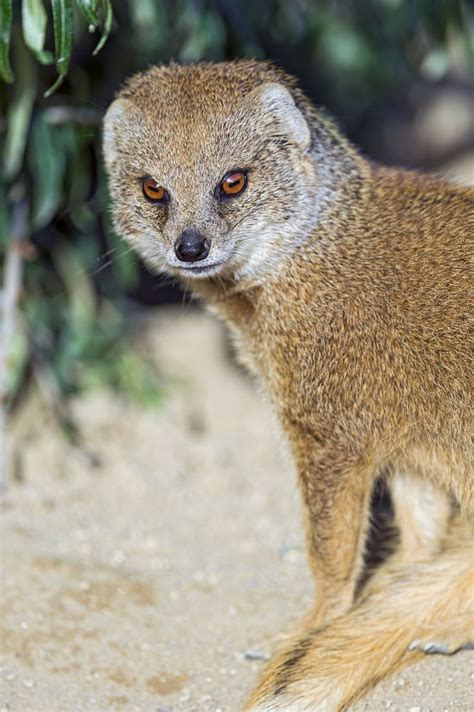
[0, 0, 473, 430]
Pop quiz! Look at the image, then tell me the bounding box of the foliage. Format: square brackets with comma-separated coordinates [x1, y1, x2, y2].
[0, 0, 161, 415]
[0, 0, 472, 419]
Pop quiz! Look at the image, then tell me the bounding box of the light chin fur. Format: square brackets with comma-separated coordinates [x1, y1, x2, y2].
[174, 265, 226, 280]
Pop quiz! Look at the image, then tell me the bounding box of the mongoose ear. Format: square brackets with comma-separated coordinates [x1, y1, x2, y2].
[103, 98, 137, 170]
[256, 83, 311, 151]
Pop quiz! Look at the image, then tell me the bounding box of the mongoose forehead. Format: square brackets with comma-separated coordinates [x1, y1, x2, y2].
[119, 60, 299, 117]
[103, 60, 342, 282]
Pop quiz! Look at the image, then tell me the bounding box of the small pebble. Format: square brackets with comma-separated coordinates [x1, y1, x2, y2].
[111, 549, 125, 566]
[408, 707, 421, 712]
[22, 679, 34, 689]
[179, 688, 191, 702]
[244, 649, 270, 661]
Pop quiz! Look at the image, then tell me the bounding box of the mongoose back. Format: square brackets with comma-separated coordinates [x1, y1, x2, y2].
[104, 60, 473, 711]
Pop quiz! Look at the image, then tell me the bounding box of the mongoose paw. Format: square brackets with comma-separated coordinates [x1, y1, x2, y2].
[408, 638, 474, 655]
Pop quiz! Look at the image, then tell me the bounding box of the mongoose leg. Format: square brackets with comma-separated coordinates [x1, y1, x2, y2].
[244, 526, 474, 712]
[391, 471, 452, 562]
[290, 436, 376, 624]
[363, 471, 452, 597]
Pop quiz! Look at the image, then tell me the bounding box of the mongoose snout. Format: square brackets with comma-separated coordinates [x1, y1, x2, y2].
[175, 228, 210, 262]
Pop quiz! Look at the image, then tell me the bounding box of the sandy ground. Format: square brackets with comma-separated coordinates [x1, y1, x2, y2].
[1, 309, 473, 712]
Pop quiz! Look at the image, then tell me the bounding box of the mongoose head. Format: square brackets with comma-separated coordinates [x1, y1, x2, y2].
[103, 61, 326, 282]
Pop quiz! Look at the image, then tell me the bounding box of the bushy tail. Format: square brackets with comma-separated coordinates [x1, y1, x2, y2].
[245, 523, 474, 712]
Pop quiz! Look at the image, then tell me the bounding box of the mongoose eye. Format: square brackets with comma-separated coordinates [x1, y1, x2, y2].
[219, 170, 247, 198]
[142, 177, 167, 203]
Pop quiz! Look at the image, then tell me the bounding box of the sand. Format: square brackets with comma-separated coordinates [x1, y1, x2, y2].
[1, 308, 472, 711]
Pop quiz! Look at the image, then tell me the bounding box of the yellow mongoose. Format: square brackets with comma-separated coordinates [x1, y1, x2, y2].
[103, 60, 473, 711]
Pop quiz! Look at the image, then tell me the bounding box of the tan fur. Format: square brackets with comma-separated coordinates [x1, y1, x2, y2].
[246, 518, 474, 712]
[103, 60, 473, 711]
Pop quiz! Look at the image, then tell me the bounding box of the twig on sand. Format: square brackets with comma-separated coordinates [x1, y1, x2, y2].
[0, 186, 28, 493]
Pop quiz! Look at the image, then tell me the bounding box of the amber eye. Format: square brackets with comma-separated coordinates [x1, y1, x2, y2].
[142, 177, 167, 202]
[220, 170, 247, 197]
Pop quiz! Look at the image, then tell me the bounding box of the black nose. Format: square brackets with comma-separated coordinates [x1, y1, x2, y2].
[175, 229, 210, 262]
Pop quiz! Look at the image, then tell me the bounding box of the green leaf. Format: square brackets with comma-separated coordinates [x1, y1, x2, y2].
[46, 0, 73, 96]
[112, 239, 139, 287]
[29, 46, 54, 64]
[0, 0, 14, 82]
[63, 126, 96, 230]
[54, 244, 96, 338]
[4, 320, 29, 402]
[93, 0, 112, 55]
[2, 39, 36, 179]
[29, 115, 66, 229]
[111, 351, 162, 408]
[128, 0, 166, 54]
[75, 0, 100, 29]
[22, 0, 50, 58]
[0, 177, 11, 246]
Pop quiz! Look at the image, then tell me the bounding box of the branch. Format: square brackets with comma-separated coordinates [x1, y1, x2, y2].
[42, 106, 103, 126]
[0, 186, 29, 493]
